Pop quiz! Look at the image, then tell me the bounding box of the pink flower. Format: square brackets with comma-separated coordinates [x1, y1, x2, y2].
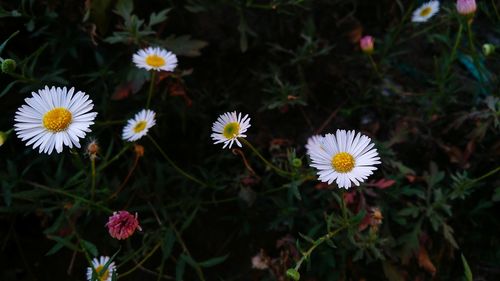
[359, 35, 374, 54]
[106, 211, 141, 240]
[456, 0, 476, 16]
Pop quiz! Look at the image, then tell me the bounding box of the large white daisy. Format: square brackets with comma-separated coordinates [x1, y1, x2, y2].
[211, 111, 251, 149]
[86, 256, 116, 281]
[14, 86, 97, 154]
[412, 1, 440, 22]
[122, 109, 156, 141]
[308, 129, 381, 188]
[132, 47, 178, 72]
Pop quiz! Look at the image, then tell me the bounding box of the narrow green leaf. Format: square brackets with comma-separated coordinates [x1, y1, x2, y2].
[198, 254, 229, 268]
[461, 254, 473, 281]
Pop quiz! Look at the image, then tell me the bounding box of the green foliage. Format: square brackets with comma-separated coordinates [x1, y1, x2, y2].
[1, 0, 500, 280]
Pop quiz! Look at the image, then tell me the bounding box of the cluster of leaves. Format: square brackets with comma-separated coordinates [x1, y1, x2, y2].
[1, 0, 499, 281]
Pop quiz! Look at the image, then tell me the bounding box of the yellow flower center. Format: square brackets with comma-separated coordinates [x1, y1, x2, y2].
[223, 122, 240, 139]
[145, 54, 166, 68]
[94, 265, 110, 281]
[419, 7, 432, 17]
[133, 121, 147, 133]
[42, 107, 72, 132]
[331, 152, 355, 173]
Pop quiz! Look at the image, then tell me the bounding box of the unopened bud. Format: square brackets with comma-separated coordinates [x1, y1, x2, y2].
[482, 44, 495, 56]
[0, 131, 8, 146]
[85, 139, 100, 160]
[292, 158, 302, 168]
[456, 0, 476, 17]
[134, 144, 144, 157]
[1, 59, 16, 74]
[359, 35, 374, 54]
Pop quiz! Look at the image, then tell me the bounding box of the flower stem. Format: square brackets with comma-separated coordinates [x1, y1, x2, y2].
[119, 242, 162, 279]
[293, 225, 346, 272]
[97, 143, 133, 172]
[148, 135, 208, 187]
[466, 22, 485, 87]
[472, 165, 500, 183]
[90, 157, 96, 200]
[367, 54, 382, 79]
[238, 138, 292, 177]
[146, 71, 156, 109]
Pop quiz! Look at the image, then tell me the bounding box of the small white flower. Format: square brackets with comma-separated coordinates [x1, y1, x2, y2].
[14, 86, 97, 154]
[308, 129, 381, 189]
[133, 47, 178, 72]
[305, 134, 325, 154]
[211, 111, 251, 149]
[412, 1, 440, 22]
[122, 109, 156, 142]
[86, 256, 116, 281]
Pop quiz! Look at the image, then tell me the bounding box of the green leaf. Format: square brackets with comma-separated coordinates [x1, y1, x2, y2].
[181, 206, 199, 232]
[148, 9, 170, 27]
[198, 254, 229, 267]
[461, 254, 473, 281]
[46, 235, 78, 256]
[0, 30, 19, 55]
[114, 0, 133, 21]
[442, 223, 459, 249]
[162, 228, 176, 259]
[81, 240, 98, 257]
[175, 255, 186, 281]
[161, 35, 208, 57]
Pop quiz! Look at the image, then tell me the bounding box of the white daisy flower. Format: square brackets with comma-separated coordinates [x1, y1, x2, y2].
[308, 129, 381, 189]
[211, 111, 251, 149]
[305, 134, 325, 154]
[412, 1, 440, 22]
[86, 256, 116, 281]
[132, 46, 178, 72]
[122, 109, 156, 141]
[14, 86, 97, 154]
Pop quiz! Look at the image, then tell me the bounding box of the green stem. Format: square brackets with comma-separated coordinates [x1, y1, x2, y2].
[293, 225, 346, 272]
[146, 71, 156, 109]
[238, 138, 293, 177]
[472, 165, 500, 183]
[436, 23, 463, 111]
[97, 143, 132, 172]
[90, 158, 96, 200]
[119, 242, 162, 279]
[367, 55, 382, 79]
[148, 135, 208, 187]
[168, 219, 206, 281]
[466, 22, 485, 88]
[24, 181, 112, 213]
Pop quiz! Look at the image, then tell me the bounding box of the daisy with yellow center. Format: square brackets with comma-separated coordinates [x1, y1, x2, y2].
[308, 130, 381, 188]
[86, 256, 116, 281]
[211, 111, 251, 149]
[412, 1, 440, 23]
[14, 86, 97, 154]
[122, 109, 156, 142]
[132, 46, 178, 72]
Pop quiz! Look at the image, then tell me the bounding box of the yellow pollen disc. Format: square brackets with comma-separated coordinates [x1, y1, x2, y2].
[223, 122, 240, 139]
[133, 121, 147, 133]
[420, 7, 432, 17]
[95, 265, 110, 281]
[331, 152, 355, 173]
[145, 54, 166, 68]
[42, 107, 72, 132]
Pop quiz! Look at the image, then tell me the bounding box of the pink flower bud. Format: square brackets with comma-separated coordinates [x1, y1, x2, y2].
[456, 0, 476, 16]
[360, 36, 374, 54]
[106, 211, 141, 240]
